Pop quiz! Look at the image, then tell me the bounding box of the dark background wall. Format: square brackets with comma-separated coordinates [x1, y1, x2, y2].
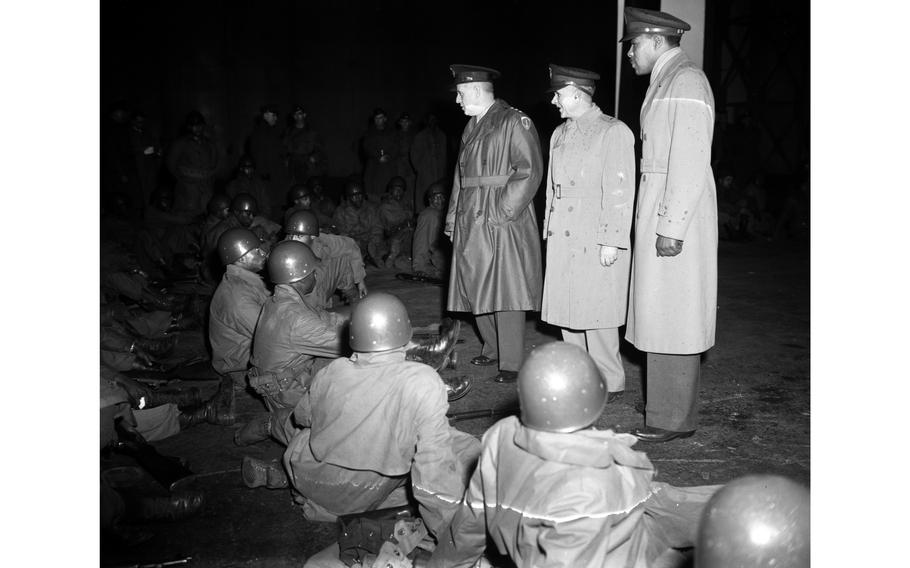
[102, 0, 808, 201]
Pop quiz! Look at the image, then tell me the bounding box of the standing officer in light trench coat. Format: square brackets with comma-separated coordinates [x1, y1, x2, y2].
[621, 7, 718, 444]
[445, 64, 544, 384]
[541, 64, 635, 403]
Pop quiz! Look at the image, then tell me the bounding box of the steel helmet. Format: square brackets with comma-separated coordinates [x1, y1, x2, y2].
[267, 240, 318, 284]
[288, 184, 310, 203]
[349, 292, 412, 352]
[517, 342, 606, 433]
[695, 475, 810, 568]
[231, 193, 258, 214]
[285, 210, 319, 237]
[217, 227, 261, 265]
[386, 176, 407, 192]
[207, 193, 231, 216]
[426, 182, 446, 198]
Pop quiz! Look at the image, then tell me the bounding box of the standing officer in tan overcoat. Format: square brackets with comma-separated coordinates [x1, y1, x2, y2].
[621, 7, 718, 443]
[445, 64, 544, 384]
[541, 64, 635, 403]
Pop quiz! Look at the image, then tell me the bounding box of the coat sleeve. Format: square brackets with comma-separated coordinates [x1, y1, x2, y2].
[290, 309, 345, 358]
[597, 122, 636, 249]
[409, 375, 467, 538]
[657, 70, 714, 240]
[499, 115, 543, 222]
[542, 128, 558, 240]
[426, 463, 488, 568]
[444, 158, 462, 238]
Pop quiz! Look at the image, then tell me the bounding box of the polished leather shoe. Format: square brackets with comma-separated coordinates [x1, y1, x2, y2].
[631, 426, 695, 443]
[471, 355, 497, 366]
[492, 370, 518, 383]
[606, 390, 625, 404]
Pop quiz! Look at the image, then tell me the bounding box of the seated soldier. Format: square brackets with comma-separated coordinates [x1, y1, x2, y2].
[305, 176, 337, 230]
[202, 193, 280, 282]
[198, 193, 232, 282]
[245, 240, 350, 413]
[251, 293, 481, 568]
[429, 341, 722, 568]
[411, 181, 448, 279]
[225, 154, 271, 219]
[331, 178, 383, 266]
[285, 209, 368, 301]
[378, 176, 415, 270]
[137, 186, 200, 281]
[208, 227, 270, 389]
[283, 183, 311, 226]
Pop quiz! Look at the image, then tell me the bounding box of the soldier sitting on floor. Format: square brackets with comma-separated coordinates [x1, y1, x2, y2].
[428, 341, 722, 568]
[285, 209, 368, 302]
[208, 227, 270, 390]
[245, 293, 481, 568]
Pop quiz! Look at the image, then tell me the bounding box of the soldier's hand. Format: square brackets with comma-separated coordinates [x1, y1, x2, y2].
[656, 235, 683, 257]
[356, 280, 368, 298]
[599, 245, 619, 267]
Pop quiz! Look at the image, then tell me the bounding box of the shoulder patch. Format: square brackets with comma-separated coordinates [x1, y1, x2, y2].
[520, 116, 531, 130]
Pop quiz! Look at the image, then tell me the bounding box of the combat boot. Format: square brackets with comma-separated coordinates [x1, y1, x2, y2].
[131, 491, 205, 521]
[241, 456, 289, 489]
[141, 386, 204, 410]
[233, 412, 272, 446]
[405, 318, 461, 371]
[179, 378, 235, 428]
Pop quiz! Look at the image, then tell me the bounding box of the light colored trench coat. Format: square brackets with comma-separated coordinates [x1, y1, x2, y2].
[541, 105, 635, 329]
[625, 49, 718, 354]
[445, 99, 543, 314]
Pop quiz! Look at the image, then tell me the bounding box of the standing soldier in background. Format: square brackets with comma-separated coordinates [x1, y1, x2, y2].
[621, 7, 718, 443]
[166, 110, 218, 220]
[445, 64, 543, 384]
[284, 105, 324, 186]
[248, 104, 290, 220]
[541, 64, 635, 405]
[410, 113, 447, 213]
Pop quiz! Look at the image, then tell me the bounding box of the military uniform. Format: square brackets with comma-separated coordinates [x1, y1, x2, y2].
[541, 66, 636, 394]
[621, 8, 718, 436]
[446, 82, 543, 374]
[166, 132, 218, 219]
[283, 349, 480, 532]
[332, 198, 384, 262]
[429, 416, 719, 568]
[412, 205, 446, 277]
[249, 285, 347, 410]
[208, 264, 270, 386]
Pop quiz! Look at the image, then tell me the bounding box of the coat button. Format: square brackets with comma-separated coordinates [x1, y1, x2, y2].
[549, 206, 554, 212]
[642, 133, 647, 141]
[568, 206, 573, 212]
[570, 180, 575, 186]
[564, 230, 570, 236]
[642, 174, 647, 182]
[547, 230, 553, 236]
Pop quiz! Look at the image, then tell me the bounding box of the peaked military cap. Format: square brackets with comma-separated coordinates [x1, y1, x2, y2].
[547, 64, 600, 95]
[620, 7, 691, 42]
[450, 64, 501, 85]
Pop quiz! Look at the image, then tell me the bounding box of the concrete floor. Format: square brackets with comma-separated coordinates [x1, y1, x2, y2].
[100, 237, 809, 567]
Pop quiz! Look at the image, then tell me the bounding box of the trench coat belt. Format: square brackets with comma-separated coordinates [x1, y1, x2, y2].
[460, 174, 512, 188]
[553, 184, 600, 199]
[638, 161, 668, 174]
